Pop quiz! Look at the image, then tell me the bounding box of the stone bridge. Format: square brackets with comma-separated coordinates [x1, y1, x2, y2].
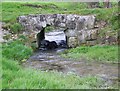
[19, 14, 97, 48]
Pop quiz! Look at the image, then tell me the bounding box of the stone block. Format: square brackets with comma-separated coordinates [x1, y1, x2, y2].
[68, 37, 78, 48]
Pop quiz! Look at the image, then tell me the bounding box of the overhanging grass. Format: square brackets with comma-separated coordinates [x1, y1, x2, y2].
[62, 45, 118, 63]
[2, 57, 104, 89]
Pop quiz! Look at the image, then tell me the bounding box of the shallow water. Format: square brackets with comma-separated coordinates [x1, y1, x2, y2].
[22, 48, 118, 88]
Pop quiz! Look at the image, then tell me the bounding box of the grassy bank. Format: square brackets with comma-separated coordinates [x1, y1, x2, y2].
[62, 45, 118, 63]
[1, 2, 118, 38]
[2, 40, 33, 62]
[2, 2, 118, 30]
[2, 2, 118, 21]
[2, 39, 118, 89]
[2, 40, 106, 89]
[1, 2, 87, 20]
[2, 57, 105, 89]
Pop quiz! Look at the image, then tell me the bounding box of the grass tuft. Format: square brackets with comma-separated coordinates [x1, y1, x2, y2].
[10, 23, 23, 33]
[2, 40, 33, 61]
[62, 45, 118, 63]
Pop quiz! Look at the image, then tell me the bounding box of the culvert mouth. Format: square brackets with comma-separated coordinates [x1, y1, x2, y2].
[37, 29, 68, 51]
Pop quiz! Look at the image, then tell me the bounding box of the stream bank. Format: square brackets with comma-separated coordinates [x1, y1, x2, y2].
[22, 48, 118, 88]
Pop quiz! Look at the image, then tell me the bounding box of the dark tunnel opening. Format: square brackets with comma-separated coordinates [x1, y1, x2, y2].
[37, 27, 68, 50]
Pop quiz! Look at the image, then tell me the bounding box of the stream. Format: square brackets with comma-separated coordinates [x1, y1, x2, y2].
[22, 31, 118, 88]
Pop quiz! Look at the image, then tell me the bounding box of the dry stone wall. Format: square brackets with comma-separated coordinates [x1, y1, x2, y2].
[19, 14, 98, 48]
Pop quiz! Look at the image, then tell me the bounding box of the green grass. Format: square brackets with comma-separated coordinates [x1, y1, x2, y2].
[1, 2, 119, 89]
[2, 39, 106, 89]
[62, 45, 118, 63]
[1, 2, 119, 33]
[10, 23, 23, 33]
[2, 2, 118, 22]
[1, 2, 64, 23]
[2, 57, 105, 89]
[2, 40, 33, 62]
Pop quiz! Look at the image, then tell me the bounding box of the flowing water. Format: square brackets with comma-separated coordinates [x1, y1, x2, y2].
[22, 31, 119, 88]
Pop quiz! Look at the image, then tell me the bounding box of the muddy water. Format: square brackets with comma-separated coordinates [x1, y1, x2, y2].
[23, 31, 118, 88]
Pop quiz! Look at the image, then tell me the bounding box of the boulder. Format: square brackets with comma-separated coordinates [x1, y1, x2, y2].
[40, 40, 58, 50]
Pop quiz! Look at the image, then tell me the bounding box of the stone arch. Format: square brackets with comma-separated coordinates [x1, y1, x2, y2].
[19, 14, 96, 48]
[37, 24, 68, 48]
